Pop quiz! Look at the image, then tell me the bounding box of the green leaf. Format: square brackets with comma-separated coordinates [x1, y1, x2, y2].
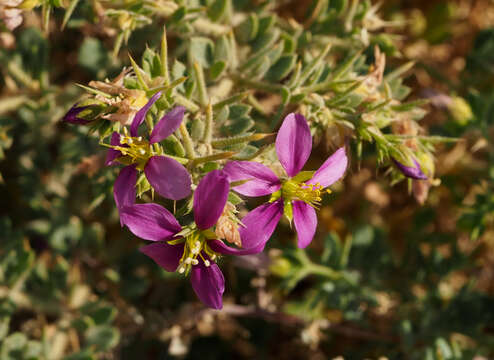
[228, 192, 244, 205]
[257, 15, 276, 36]
[191, 118, 205, 140]
[208, 0, 229, 21]
[235, 14, 259, 43]
[78, 38, 109, 75]
[170, 6, 187, 23]
[85, 326, 120, 351]
[85, 304, 117, 325]
[188, 37, 215, 68]
[232, 145, 258, 160]
[266, 54, 297, 82]
[229, 104, 251, 118]
[215, 106, 230, 124]
[249, 56, 272, 79]
[142, 47, 162, 79]
[251, 28, 280, 53]
[163, 135, 186, 157]
[214, 35, 231, 62]
[222, 116, 254, 135]
[210, 61, 226, 80]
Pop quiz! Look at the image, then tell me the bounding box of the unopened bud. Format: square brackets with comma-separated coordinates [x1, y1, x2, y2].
[448, 96, 473, 126]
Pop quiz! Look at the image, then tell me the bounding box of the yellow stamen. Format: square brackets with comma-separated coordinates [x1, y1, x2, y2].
[109, 133, 153, 166]
[174, 231, 219, 275]
[281, 180, 331, 209]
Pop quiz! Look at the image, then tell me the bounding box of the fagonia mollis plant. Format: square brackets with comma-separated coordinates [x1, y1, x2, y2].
[62, 3, 447, 308]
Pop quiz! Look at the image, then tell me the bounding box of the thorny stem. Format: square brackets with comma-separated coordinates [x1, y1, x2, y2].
[129, 55, 149, 91]
[179, 122, 196, 159]
[175, 94, 200, 113]
[160, 25, 170, 85]
[193, 62, 209, 107]
[190, 151, 236, 166]
[295, 248, 356, 284]
[230, 74, 283, 93]
[203, 103, 213, 144]
[212, 92, 249, 112]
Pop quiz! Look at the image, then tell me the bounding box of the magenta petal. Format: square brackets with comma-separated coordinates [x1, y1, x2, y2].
[292, 200, 317, 248]
[149, 106, 185, 144]
[120, 203, 182, 241]
[275, 113, 312, 177]
[193, 170, 230, 230]
[223, 161, 281, 197]
[62, 104, 90, 125]
[114, 165, 137, 210]
[140, 242, 184, 272]
[392, 158, 428, 180]
[130, 92, 162, 137]
[208, 239, 265, 256]
[191, 259, 225, 309]
[144, 156, 191, 200]
[309, 147, 348, 188]
[106, 132, 123, 166]
[238, 200, 283, 250]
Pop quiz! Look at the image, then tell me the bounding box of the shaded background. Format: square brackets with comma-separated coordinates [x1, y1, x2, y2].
[1, 0, 494, 359]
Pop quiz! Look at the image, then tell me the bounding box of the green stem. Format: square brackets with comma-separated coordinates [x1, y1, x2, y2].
[129, 55, 149, 91]
[203, 103, 213, 144]
[61, 0, 80, 29]
[306, 264, 343, 281]
[211, 133, 273, 148]
[212, 92, 249, 112]
[344, 0, 358, 32]
[175, 94, 200, 113]
[193, 62, 209, 107]
[231, 74, 282, 93]
[113, 32, 124, 58]
[179, 122, 196, 159]
[160, 25, 170, 85]
[190, 151, 236, 165]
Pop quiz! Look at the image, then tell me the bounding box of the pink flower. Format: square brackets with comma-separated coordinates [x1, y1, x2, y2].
[224, 113, 348, 249]
[109, 92, 191, 208]
[120, 170, 262, 309]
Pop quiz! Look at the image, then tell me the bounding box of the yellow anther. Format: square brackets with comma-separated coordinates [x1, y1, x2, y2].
[174, 231, 220, 275]
[281, 179, 331, 209]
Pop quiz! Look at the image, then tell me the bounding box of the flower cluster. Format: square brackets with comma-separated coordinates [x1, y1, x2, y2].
[64, 95, 348, 309]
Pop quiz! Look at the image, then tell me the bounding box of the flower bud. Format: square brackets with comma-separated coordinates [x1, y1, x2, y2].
[269, 256, 292, 278]
[448, 96, 473, 126]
